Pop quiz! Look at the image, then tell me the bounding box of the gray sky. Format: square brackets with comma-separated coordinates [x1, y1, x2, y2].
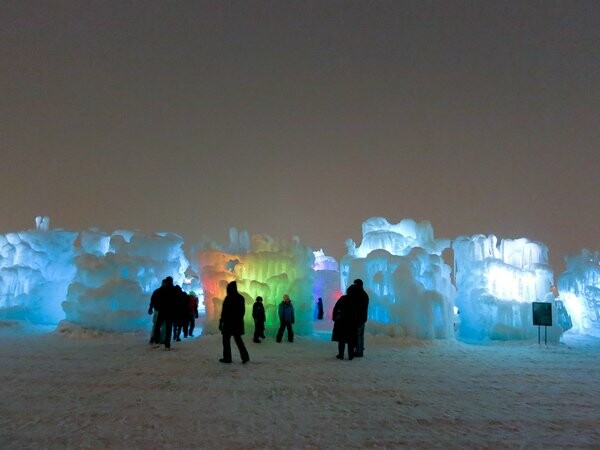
[1, 1, 598, 271]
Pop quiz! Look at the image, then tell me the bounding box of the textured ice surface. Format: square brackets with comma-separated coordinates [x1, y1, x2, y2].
[193, 228, 314, 335]
[453, 235, 559, 341]
[558, 250, 600, 336]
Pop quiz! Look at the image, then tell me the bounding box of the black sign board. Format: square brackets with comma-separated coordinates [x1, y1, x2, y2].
[532, 302, 552, 326]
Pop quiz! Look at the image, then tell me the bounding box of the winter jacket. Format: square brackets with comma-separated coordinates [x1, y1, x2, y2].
[331, 295, 354, 342]
[252, 302, 266, 323]
[356, 286, 369, 324]
[220, 282, 245, 335]
[150, 283, 178, 319]
[187, 294, 199, 318]
[278, 301, 295, 324]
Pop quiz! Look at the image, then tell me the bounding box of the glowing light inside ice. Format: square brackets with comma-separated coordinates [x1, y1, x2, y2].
[0, 216, 595, 341]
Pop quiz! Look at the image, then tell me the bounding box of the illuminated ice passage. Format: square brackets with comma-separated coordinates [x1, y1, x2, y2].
[0, 216, 598, 341]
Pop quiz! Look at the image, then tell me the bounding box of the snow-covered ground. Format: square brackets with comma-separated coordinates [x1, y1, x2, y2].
[1, 319, 599, 449]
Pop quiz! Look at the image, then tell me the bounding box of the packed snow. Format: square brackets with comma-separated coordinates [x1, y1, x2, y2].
[0, 319, 599, 449]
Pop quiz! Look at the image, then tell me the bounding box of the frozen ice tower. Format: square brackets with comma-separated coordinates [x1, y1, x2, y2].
[0, 218, 77, 324]
[341, 217, 456, 339]
[193, 228, 314, 335]
[0, 216, 594, 342]
[558, 250, 600, 336]
[62, 229, 189, 332]
[453, 235, 560, 341]
[312, 249, 341, 320]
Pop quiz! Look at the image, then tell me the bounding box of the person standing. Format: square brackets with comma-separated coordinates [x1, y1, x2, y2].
[353, 279, 369, 357]
[316, 297, 324, 320]
[332, 285, 358, 360]
[172, 284, 189, 341]
[148, 281, 162, 344]
[219, 281, 250, 364]
[252, 296, 266, 343]
[276, 294, 295, 343]
[150, 276, 177, 350]
[187, 291, 199, 337]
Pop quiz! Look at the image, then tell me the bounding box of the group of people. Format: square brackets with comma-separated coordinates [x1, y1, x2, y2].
[331, 279, 370, 360]
[148, 277, 370, 363]
[148, 276, 199, 350]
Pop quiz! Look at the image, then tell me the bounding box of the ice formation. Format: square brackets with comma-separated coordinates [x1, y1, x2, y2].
[0, 217, 190, 331]
[193, 228, 315, 335]
[341, 217, 456, 339]
[558, 250, 600, 336]
[0, 215, 595, 342]
[344, 217, 450, 261]
[0, 216, 76, 324]
[453, 235, 560, 341]
[312, 249, 341, 320]
[63, 229, 189, 332]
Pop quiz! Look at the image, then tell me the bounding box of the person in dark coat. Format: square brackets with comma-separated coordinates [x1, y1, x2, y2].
[276, 294, 295, 343]
[252, 296, 266, 343]
[187, 291, 199, 337]
[172, 285, 190, 341]
[332, 284, 359, 360]
[219, 281, 250, 364]
[353, 279, 369, 357]
[149, 276, 178, 350]
[316, 297, 324, 320]
[148, 281, 162, 344]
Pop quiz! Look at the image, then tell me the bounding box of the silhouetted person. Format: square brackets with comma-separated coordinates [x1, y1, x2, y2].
[276, 294, 295, 343]
[317, 297, 324, 320]
[219, 281, 250, 364]
[172, 284, 189, 341]
[353, 279, 369, 357]
[332, 284, 358, 360]
[150, 276, 177, 350]
[187, 291, 199, 337]
[148, 282, 162, 344]
[252, 296, 266, 343]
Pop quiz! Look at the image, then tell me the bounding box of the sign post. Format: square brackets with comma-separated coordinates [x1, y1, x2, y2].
[532, 302, 552, 345]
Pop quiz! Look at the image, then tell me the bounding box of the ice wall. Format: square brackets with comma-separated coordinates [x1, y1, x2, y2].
[558, 249, 600, 336]
[194, 229, 314, 335]
[62, 229, 189, 332]
[0, 217, 77, 324]
[312, 250, 341, 320]
[345, 217, 449, 260]
[453, 235, 558, 341]
[341, 217, 456, 339]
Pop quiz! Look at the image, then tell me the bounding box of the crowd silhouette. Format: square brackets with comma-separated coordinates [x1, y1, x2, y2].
[148, 278, 369, 362]
[148, 276, 198, 351]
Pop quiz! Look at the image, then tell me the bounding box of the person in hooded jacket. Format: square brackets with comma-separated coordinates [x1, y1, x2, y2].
[276, 294, 295, 343]
[219, 281, 250, 364]
[332, 284, 359, 360]
[252, 296, 266, 343]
